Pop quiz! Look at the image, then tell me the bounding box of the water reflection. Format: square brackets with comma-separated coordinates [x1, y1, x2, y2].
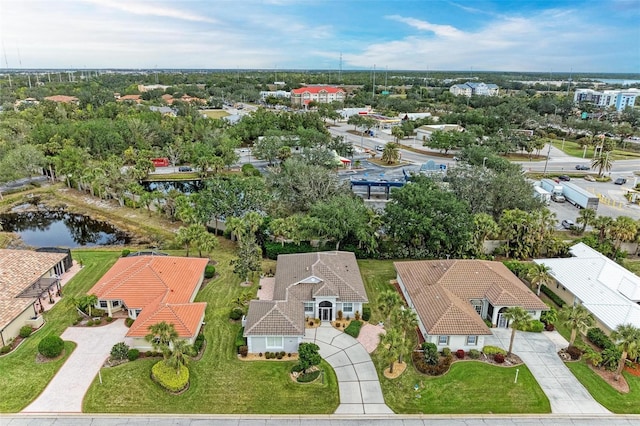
[142, 180, 203, 194]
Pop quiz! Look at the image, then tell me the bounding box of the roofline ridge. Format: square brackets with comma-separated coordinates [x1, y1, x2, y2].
[166, 304, 193, 335]
[245, 302, 278, 334]
[274, 301, 303, 333]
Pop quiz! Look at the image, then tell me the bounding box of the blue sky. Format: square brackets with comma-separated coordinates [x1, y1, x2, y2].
[0, 0, 638, 72]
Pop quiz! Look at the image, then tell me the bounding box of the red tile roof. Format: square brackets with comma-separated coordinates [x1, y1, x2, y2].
[291, 86, 345, 95]
[89, 256, 208, 338]
[44, 95, 79, 103]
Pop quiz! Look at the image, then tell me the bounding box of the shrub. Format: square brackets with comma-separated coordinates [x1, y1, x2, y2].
[19, 326, 33, 338]
[145, 351, 154, 357]
[483, 319, 493, 328]
[1, 345, 11, 355]
[601, 347, 622, 371]
[314, 318, 320, 324]
[258, 352, 263, 357]
[125, 318, 134, 327]
[337, 310, 343, 320]
[297, 370, 320, 383]
[335, 322, 341, 328]
[38, 335, 64, 358]
[566, 345, 582, 360]
[127, 349, 140, 361]
[121, 249, 131, 257]
[94, 319, 102, 325]
[441, 347, 451, 357]
[193, 333, 205, 354]
[308, 321, 315, 327]
[412, 351, 452, 376]
[86, 320, 94, 326]
[540, 285, 566, 308]
[526, 320, 545, 333]
[239, 345, 248, 357]
[291, 363, 304, 373]
[456, 349, 465, 359]
[151, 360, 189, 392]
[587, 327, 614, 350]
[344, 320, 363, 338]
[482, 345, 507, 356]
[422, 342, 439, 366]
[91, 308, 106, 317]
[276, 352, 283, 359]
[494, 353, 505, 363]
[288, 353, 292, 358]
[205, 265, 216, 279]
[468, 349, 481, 359]
[354, 311, 361, 321]
[235, 327, 246, 351]
[110, 342, 130, 360]
[545, 323, 555, 331]
[241, 163, 261, 177]
[362, 305, 371, 322]
[229, 307, 244, 321]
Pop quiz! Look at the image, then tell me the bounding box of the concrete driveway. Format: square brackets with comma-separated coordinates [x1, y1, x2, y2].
[304, 323, 393, 415]
[23, 319, 129, 413]
[485, 328, 610, 415]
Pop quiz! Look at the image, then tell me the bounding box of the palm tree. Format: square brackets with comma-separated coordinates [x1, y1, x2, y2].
[610, 216, 637, 250]
[503, 307, 532, 356]
[527, 263, 553, 296]
[391, 126, 405, 143]
[377, 290, 402, 326]
[392, 308, 418, 363]
[196, 230, 219, 258]
[146, 321, 179, 360]
[380, 327, 403, 374]
[166, 339, 191, 375]
[224, 216, 246, 242]
[175, 224, 201, 257]
[591, 153, 613, 177]
[471, 213, 499, 256]
[576, 208, 597, 235]
[269, 218, 289, 246]
[611, 323, 640, 381]
[592, 215, 613, 243]
[559, 305, 595, 347]
[381, 143, 400, 165]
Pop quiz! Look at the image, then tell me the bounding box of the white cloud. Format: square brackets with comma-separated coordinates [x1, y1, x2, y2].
[386, 15, 464, 38]
[79, 0, 217, 23]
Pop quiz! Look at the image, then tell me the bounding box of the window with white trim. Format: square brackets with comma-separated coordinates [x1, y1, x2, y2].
[342, 302, 353, 313]
[266, 336, 283, 349]
[438, 335, 449, 345]
[99, 300, 108, 308]
[466, 335, 477, 345]
[304, 302, 314, 314]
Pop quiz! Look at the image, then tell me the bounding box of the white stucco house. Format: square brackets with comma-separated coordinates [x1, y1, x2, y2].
[395, 259, 547, 351]
[535, 242, 640, 333]
[243, 251, 368, 353]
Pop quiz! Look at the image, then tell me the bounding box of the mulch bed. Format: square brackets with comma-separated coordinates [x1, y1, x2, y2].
[586, 361, 629, 393]
[625, 363, 640, 377]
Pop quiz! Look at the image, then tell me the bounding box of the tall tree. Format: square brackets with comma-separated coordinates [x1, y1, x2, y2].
[527, 263, 552, 296]
[381, 142, 400, 164]
[380, 327, 404, 374]
[591, 154, 613, 177]
[559, 305, 595, 347]
[146, 321, 179, 360]
[611, 323, 640, 381]
[503, 307, 532, 356]
[297, 342, 322, 374]
[377, 290, 402, 326]
[577, 208, 597, 235]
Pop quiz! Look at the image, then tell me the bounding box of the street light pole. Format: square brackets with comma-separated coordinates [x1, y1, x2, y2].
[542, 142, 552, 177]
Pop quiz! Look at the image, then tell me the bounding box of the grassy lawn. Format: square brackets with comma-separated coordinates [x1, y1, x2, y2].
[358, 259, 550, 414]
[83, 241, 339, 413]
[566, 361, 640, 414]
[623, 259, 640, 276]
[550, 138, 640, 161]
[0, 250, 119, 412]
[200, 109, 230, 119]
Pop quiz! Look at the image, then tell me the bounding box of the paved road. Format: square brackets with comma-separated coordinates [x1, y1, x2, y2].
[485, 329, 609, 415]
[22, 320, 129, 413]
[303, 323, 393, 415]
[3, 415, 638, 425]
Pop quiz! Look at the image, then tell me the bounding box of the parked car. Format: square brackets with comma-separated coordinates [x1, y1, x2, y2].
[375, 145, 385, 151]
[558, 175, 571, 181]
[584, 175, 596, 182]
[561, 219, 575, 229]
[614, 178, 627, 185]
[552, 193, 566, 203]
[575, 164, 590, 170]
[178, 166, 193, 172]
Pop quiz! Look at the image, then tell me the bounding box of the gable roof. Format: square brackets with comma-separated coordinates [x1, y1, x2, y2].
[89, 255, 208, 338]
[273, 251, 367, 303]
[535, 242, 640, 331]
[291, 86, 345, 95]
[243, 300, 305, 336]
[395, 259, 546, 335]
[0, 249, 67, 332]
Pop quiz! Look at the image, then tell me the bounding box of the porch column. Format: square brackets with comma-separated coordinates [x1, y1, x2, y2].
[107, 301, 113, 317]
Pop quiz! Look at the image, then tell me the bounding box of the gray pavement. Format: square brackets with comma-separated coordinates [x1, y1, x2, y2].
[3, 414, 640, 425]
[303, 323, 393, 415]
[484, 329, 610, 415]
[22, 319, 129, 413]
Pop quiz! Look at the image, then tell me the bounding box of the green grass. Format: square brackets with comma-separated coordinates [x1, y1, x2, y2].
[0, 251, 118, 412]
[566, 361, 640, 413]
[357, 259, 397, 324]
[200, 109, 230, 119]
[375, 360, 550, 414]
[83, 243, 339, 413]
[550, 138, 640, 161]
[623, 259, 640, 276]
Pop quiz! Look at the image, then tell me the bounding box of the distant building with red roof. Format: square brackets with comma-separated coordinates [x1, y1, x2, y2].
[117, 94, 142, 104]
[44, 95, 79, 105]
[290, 85, 345, 107]
[88, 255, 208, 349]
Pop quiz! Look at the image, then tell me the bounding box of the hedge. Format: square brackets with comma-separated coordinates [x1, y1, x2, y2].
[482, 345, 506, 356]
[151, 360, 189, 392]
[344, 320, 362, 338]
[38, 335, 64, 358]
[587, 327, 615, 350]
[235, 327, 246, 351]
[525, 320, 545, 333]
[127, 349, 140, 361]
[540, 285, 566, 308]
[265, 241, 327, 260]
[362, 305, 371, 322]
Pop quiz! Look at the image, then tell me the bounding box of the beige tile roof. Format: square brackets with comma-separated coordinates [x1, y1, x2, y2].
[394, 259, 547, 336]
[273, 251, 368, 303]
[0, 249, 66, 331]
[243, 300, 305, 336]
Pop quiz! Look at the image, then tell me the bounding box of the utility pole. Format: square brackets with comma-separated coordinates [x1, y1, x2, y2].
[372, 64, 376, 99]
[543, 142, 552, 177]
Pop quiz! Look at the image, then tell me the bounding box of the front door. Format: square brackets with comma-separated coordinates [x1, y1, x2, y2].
[319, 301, 333, 321]
[498, 313, 508, 328]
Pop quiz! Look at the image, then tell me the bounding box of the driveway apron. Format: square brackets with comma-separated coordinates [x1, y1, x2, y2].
[303, 323, 393, 415]
[485, 328, 610, 415]
[23, 319, 129, 413]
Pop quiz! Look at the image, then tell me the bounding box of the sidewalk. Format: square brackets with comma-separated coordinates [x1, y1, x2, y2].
[303, 323, 393, 415]
[485, 328, 610, 415]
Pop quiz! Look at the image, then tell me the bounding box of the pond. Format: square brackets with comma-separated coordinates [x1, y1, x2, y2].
[0, 210, 131, 248]
[142, 180, 203, 194]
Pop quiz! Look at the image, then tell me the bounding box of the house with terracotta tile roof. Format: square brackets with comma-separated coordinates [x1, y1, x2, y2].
[0, 249, 69, 347]
[88, 255, 208, 349]
[43, 95, 79, 104]
[243, 251, 368, 353]
[394, 259, 547, 351]
[290, 85, 345, 107]
[117, 94, 142, 104]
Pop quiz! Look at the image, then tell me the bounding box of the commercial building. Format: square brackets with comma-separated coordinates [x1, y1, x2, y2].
[450, 82, 499, 97]
[290, 85, 346, 107]
[574, 88, 639, 111]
